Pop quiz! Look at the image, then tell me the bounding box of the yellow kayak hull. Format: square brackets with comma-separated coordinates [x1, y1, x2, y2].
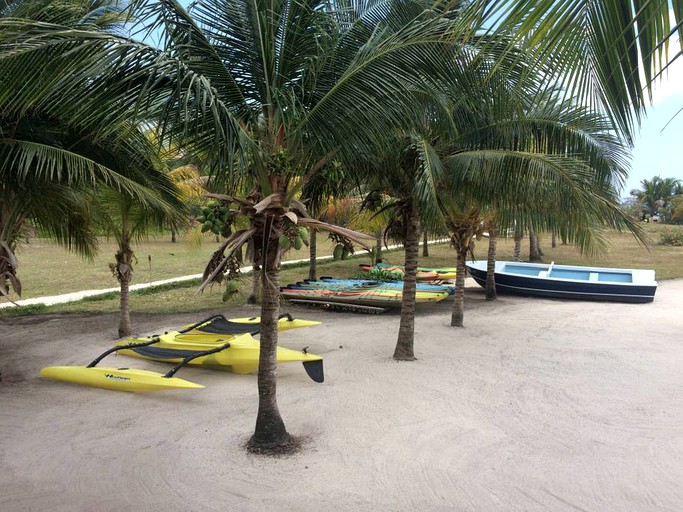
[40, 366, 204, 393]
[181, 315, 321, 334]
[115, 333, 324, 381]
[227, 316, 322, 331]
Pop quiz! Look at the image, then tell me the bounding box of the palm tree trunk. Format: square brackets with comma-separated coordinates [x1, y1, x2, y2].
[529, 225, 542, 262]
[308, 228, 317, 281]
[485, 229, 497, 301]
[513, 229, 523, 261]
[422, 231, 429, 257]
[551, 231, 557, 248]
[247, 238, 261, 304]
[171, 225, 177, 243]
[451, 250, 467, 327]
[118, 275, 131, 337]
[250, 214, 289, 449]
[247, 263, 261, 304]
[393, 202, 419, 361]
[116, 235, 133, 338]
[375, 236, 383, 264]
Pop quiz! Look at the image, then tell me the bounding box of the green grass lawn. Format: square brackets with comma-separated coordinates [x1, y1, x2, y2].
[2, 223, 682, 318]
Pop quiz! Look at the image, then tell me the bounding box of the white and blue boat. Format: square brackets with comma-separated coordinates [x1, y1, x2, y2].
[466, 260, 657, 303]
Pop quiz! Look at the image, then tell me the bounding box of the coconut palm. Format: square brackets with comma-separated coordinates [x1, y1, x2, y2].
[89, 134, 184, 336]
[0, 0, 240, 300]
[433, 61, 645, 326]
[484, 225, 497, 300]
[145, 0, 481, 450]
[360, 132, 449, 360]
[631, 176, 683, 219]
[299, 161, 351, 281]
[491, 0, 683, 141]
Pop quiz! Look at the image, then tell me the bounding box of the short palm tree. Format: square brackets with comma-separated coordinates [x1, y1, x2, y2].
[632, 176, 683, 219]
[90, 139, 184, 337]
[0, 0, 236, 300]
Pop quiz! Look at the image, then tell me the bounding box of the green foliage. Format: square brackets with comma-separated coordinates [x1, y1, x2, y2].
[659, 228, 683, 247]
[631, 176, 682, 218]
[360, 268, 404, 281]
[0, 303, 48, 317]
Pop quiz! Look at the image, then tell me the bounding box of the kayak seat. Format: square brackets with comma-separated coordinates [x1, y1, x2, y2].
[192, 316, 260, 335]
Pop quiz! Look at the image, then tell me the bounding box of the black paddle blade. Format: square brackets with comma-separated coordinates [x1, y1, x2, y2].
[303, 360, 324, 383]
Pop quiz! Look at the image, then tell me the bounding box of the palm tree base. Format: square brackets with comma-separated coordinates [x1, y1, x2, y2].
[247, 433, 302, 455]
[393, 353, 417, 361]
[450, 317, 464, 327]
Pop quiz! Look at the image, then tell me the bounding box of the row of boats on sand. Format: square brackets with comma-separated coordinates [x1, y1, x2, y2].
[40, 260, 657, 393]
[280, 260, 658, 310]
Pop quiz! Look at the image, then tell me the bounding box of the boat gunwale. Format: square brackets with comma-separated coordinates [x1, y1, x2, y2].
[466, 260, 657, 287]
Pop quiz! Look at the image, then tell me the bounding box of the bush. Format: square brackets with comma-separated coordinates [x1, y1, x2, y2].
[360, 268, 405, 281]
[659, 228, 683, 246]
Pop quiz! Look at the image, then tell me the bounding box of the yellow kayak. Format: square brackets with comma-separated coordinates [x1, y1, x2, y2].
[359, 263, 457, 280]
[39, 314, 324, 392]
[115, 333, 324, 382]
[180, 313, 321, 335]
[40, 366, 204, 393]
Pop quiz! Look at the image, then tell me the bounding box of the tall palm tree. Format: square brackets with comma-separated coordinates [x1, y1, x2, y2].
[362, 133, 448, 360]
[149, 0, 479, 450]
[435, 60, 645, 326]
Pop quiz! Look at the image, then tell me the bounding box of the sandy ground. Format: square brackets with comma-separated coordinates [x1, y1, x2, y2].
[1, 281, 683, 512]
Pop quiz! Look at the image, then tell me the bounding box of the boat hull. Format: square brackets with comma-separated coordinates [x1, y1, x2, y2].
[114, 333, 324, 382]
[181, 314, 321, 335]
[467, 261, 657, 304]
[40, 366, 204, 392]
[280, 286, 449, 308]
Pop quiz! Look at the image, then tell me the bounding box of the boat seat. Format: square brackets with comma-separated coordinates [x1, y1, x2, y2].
[589, 272, 599, 282]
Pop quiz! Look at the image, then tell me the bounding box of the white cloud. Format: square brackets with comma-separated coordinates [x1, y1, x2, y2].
[650, 47, 683, 105]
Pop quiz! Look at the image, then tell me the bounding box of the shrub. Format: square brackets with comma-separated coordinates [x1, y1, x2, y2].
[360, 268, 404, 281]
[659, 228, 683, 246]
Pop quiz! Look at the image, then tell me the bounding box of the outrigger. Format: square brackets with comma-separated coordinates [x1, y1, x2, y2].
[41, 338, 220, 393]
[40, 313, 324, 392]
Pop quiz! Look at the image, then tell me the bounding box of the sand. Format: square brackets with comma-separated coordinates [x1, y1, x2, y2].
[1, 280, 683, 511]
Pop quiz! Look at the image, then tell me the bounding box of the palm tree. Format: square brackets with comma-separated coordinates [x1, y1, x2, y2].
[361, 133, 448, 360]
[483, 221, 497, 301]
[0, 0, 240, 300]
[91, 142, 184, 336]
[437, 66, 645, 326]
[150, 0, 478, 450]
[632, 176, 683, 219]
[299, 161, 349, 281]
[492, 0, 683, 142]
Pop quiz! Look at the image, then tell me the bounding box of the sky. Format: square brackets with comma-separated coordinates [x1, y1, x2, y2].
[629, 56, 683, 196]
